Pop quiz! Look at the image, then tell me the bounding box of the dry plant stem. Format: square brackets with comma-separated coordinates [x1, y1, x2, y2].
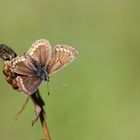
[15, 97, 30, 120]
[31, 91, 51, 140]
[39, 110, 51, 140]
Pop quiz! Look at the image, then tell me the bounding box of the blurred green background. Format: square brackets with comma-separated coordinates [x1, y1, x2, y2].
[0, 0, 140, 140]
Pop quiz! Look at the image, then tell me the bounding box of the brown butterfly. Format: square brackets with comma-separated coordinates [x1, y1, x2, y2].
[8, 39, 78, 95]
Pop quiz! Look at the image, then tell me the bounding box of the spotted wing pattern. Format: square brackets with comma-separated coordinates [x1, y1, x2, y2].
[9, 55, 37, 76]
[16, 76, 42, 95]
[47, 45, 78, 75]
[26, 39, 51, 67]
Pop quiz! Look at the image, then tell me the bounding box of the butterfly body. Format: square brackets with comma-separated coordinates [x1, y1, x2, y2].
[7, 39, 78, 95]
[37, 66, 49, 81]
[24, 55, 49, 81]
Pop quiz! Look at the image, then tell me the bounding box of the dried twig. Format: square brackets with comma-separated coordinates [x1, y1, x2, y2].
[31, 91, 51, 140]
[15, 96, 30, 120]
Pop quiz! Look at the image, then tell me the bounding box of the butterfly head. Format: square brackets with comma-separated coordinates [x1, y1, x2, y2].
[32, 59, 49, 82]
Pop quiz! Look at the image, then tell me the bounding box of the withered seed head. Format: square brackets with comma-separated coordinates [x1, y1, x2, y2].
[0, 44, 19, 90]
[3, 63, 19, 90]
[0, 44, 17, 61]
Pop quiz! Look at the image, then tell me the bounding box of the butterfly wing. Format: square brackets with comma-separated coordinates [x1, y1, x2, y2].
[16, 76, 42, 95]
[9, 55, 37, 76]
[26, 39, 52, 67]
[47, 45, 78, 75]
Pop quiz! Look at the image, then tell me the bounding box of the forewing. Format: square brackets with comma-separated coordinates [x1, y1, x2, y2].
[9, 55, 37, 76]
[16, 76, 42, 95]
[26, 39, 52, 67]
[47, 45, 78, 75]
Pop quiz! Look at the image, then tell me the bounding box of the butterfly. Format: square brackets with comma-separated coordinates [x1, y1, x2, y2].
[8, 39, 78, 95]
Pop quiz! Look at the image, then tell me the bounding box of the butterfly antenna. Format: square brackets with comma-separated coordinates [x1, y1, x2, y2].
[47, 82, 50, 95]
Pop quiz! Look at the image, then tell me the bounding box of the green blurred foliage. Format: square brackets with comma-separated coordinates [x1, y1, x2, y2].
[0, 0, 140, 140]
